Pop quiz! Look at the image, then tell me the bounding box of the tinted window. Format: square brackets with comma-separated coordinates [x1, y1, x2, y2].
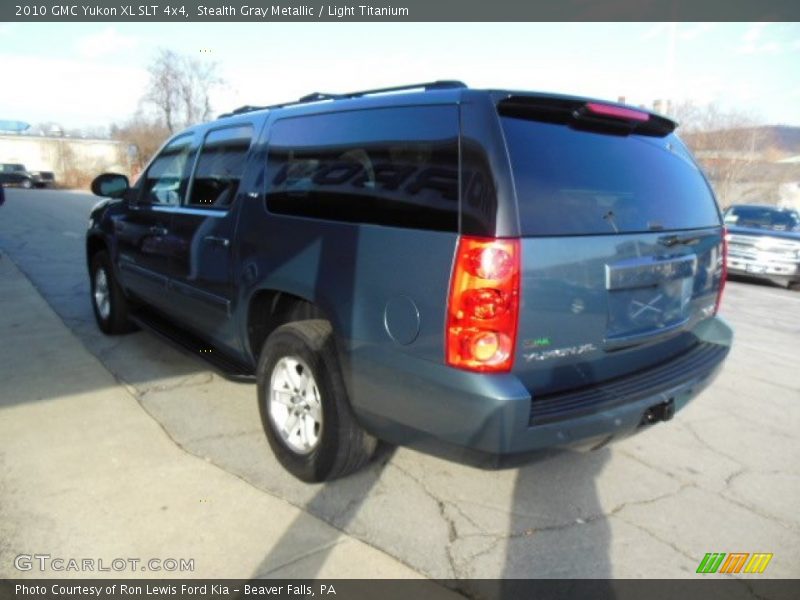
[265, 106, 459, 231]
[187, 125, 253, 210]
[141, 134, 196, 206]
[501, 117, 721, 235]
[724, 206, 799, 231]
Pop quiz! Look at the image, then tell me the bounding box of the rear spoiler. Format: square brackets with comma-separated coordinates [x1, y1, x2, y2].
[498, 95, 676, 137]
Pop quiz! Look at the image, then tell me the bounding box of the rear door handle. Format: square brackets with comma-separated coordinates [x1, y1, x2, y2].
[203, 235, 230, 248]
[149, 225, 168, 236]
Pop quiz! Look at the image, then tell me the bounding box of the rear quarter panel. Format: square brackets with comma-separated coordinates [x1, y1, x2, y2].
[235, 200, 458, 390]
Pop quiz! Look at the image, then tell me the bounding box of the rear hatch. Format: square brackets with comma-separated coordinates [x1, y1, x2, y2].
[497, 96, 725, 398]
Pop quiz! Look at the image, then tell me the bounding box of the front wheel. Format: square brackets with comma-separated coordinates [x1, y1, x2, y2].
[257, 320, 376, 482]
[89, 251, 136, 334]
[20, 179, 32, 189]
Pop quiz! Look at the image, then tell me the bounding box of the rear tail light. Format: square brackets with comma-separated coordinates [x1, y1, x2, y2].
[715, 227, 728, 315]
[446, 236, 520, 372]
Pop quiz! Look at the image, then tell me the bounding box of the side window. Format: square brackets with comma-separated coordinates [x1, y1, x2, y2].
[265, 106, 459, 232]
[141, 134, 196, 206]
[187, 125, 254, 210]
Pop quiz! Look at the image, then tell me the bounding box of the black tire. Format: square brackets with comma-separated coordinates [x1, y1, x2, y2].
[20, 179, 32, 189]
[789, 281, 800, 292]
[257, 320, 377, 482]
[89, 251, 136, 334]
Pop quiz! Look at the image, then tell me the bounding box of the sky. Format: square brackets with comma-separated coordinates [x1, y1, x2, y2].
[1, 22, 799, 131]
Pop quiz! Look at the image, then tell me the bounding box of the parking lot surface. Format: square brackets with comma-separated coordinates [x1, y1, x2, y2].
[0, 254, 425, 581]
[1, 189, 798, 584]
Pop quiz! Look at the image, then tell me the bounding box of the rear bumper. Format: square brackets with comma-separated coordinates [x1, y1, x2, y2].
[348, 316, 733, 455]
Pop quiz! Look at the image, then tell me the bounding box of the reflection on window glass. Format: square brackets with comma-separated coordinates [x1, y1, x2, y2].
[265, 106, 459, 231]
[142, 135, 196, 206]
[188, 125, 254, 210]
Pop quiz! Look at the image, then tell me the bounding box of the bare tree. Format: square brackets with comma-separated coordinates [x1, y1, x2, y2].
[142, 48, 222, 134]
[113, 49, 221, 177]
[110, 111, 171, 175]
[669, 101, 775, 206]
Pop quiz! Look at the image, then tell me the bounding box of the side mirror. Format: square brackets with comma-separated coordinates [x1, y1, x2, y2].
[91, 173, 130, 199]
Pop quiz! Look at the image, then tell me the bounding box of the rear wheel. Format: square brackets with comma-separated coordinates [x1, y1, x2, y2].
[20, 179, 32, 189]
[257, 320, 376, 482]
[90, 251, 136, 334]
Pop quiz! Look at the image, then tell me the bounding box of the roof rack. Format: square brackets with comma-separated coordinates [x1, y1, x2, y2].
[217, 80, 467, 119]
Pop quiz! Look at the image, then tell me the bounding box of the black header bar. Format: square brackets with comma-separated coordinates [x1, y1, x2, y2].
[3, 579, 800, 600]
[3, 0, 800, 22]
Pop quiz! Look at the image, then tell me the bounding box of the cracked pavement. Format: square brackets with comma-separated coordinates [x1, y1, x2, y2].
[1, 189, 798, 585]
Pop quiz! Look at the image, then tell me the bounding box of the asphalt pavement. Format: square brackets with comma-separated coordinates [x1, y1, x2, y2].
[0, 252, 426, 580]
[0, 188, 798, 586]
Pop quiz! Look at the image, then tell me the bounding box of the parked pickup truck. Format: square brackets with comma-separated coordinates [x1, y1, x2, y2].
[0, 163, 55, 188]
[724, 204, 800, 290]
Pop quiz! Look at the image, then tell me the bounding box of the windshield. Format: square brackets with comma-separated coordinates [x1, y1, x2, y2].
[724, 206, 799, 231]
[500, 117, 721, 236]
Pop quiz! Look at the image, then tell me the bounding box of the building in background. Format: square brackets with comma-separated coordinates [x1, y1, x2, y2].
[0, 134, 131, 189]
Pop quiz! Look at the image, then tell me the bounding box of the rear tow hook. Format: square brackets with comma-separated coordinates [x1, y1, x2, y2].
[640, 398, 675, 426]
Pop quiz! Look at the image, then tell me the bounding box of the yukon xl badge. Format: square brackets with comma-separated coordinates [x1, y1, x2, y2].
[523, 343, 597, 362]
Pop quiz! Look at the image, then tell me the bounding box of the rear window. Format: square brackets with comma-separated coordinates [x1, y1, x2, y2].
[500, 117, 721, 235]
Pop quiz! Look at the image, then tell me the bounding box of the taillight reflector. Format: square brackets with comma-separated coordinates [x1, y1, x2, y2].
[585, 102, 650, 122]
[447, 237, 520, 372]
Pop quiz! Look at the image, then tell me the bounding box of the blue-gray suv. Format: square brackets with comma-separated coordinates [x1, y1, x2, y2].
[86, 81, 733, 482]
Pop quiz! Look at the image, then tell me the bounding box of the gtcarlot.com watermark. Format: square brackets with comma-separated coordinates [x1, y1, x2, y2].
[14, 554, 195, 573]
